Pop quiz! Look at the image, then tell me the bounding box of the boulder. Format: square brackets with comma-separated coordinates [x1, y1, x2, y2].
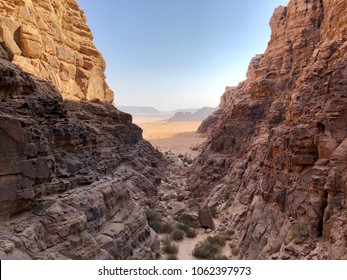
[198, 207, 215, 230]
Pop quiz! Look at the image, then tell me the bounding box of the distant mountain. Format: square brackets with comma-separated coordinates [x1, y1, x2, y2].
[167, 107, 217, 122]
[118, 106, 161, 115]
[172, 108, 199, 113]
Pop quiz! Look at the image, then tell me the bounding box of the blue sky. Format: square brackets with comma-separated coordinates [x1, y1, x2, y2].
[77, 0, 288, 111]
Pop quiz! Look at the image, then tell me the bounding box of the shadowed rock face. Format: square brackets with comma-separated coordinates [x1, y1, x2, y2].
[0, 0, 113, 103]
[189, 0, 347, 259]
[0, 43, 163, 260]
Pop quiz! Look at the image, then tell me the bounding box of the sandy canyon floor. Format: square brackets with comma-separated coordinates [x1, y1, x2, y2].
[135, 117, 239, 260]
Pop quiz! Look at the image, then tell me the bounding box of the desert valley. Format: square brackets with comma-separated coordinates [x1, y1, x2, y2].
[0, 0, 346, 261]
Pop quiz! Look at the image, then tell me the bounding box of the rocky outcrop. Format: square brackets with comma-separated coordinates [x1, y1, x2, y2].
[198, 207, 215, 230]
[197, 87, 237, 134]
[189, 0, 347, 259]
[168, 107, 217, 122]
[0, 43, 163, 259]
[0, 0, 113, 103]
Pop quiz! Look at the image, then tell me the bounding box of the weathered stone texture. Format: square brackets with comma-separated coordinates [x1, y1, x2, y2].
[0, 0, 113, 103]
[0, 45, 163, 259]
[189, 0, 347, 259]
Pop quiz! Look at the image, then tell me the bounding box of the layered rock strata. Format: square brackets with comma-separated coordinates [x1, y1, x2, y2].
[0, 0, 113, 103]
[0, 44, 162, 259]
[189, 0, 347, 259]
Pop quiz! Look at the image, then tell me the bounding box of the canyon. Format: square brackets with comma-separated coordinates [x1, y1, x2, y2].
[0, 0, 346, 260]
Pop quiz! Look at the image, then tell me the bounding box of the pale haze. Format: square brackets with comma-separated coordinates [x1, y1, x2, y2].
[77, 0, 289, 111]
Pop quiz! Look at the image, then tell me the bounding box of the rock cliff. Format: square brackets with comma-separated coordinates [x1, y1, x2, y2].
[0, 0, 164, 259]
[0, 42, 163, 259]
[0, 0, 113, 103]
[189, 0, 347, 259]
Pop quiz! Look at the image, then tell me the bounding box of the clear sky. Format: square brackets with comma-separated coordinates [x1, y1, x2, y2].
[77, 0, 288, 111]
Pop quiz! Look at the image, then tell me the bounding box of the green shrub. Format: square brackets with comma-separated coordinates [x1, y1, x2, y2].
[167, 254, 178, 260]
[186, 228, 197, 238]
[207, 235, 226, 247]
[162, 237, 178, 254]
[231, 247, 240, 256]
[193, 241, 220, 259]
[178, 216, 200, 228]
[209, 254, 229, 260]
[161, 222, 174, 234]
[192, 235, 226, 259]
[176, 223, 190, 232]
[182, 156, 193, 165]
[170, 229, 185, 241]
[176, 222, 197, 238]
[145, 209, 173, 234]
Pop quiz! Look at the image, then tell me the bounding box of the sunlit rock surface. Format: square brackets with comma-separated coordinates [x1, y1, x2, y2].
[0, 0, 113, 103]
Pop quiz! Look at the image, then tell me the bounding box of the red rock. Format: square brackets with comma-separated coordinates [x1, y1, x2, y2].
[0, 43, 163, 259]
[189, 0, 347, 259]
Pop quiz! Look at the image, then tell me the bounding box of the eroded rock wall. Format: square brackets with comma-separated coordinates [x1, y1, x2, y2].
[0, 45, 162, 259]
[189, 0, 347, 259]
[0, 0, 113, 103]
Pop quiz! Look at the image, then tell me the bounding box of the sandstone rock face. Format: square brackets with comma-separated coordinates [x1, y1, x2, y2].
[197, 91, 231, 134]
[189, 0, 347, 259]
[0, 46, 163, 259]
[0, 0, 113, 103]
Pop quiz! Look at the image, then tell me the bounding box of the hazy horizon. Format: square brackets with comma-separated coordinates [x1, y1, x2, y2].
[77, 0, 288, 111]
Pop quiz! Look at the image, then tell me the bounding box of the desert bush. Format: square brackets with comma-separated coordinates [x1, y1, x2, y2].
[207, 235, 226, 247]
[145, 209, 173, 234]
[145, 209, 162, 232]
[176, 223, 190, 232]
[162, 237, 178, 254]
[182, 156, 193, 165]
[178, 153, 193, 165]
[170, 229, 185, 241]
[161, 222, 174, 234]
[229, 242, 240, 255]
[209, 254, 229, 260]
[231, 247, 240, 256]
[178, 217, 196, 228]
[176, 222, 197, 238]
[193, 240, 220, 259]
[192, 235, 226, 259]
[167, 254, 178, 260]
[186, 228, 197, 238]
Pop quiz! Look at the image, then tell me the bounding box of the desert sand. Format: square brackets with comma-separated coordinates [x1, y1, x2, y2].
[135, 119, 206, 157]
